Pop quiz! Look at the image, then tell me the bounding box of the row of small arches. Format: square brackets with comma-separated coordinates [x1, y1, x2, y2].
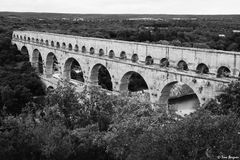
[15, 34, 232, 78]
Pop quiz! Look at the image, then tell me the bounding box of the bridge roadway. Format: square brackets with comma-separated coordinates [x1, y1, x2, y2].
[11, 31, 238, 106]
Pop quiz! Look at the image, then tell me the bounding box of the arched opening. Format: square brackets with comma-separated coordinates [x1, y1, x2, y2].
[51, 41, 54, 47]
[40, 39, 44, 44]
[27, 37, 30, 41]
[32, 37, 35, 42]
[160, 58, 169, 67]
[82, 46, 86, 53]
[90, 47, 95, 54]
[99, 49, 104, 56]
[17, 35, 19, 39]
[90, 64, 112, 91]
[177, 60, 188, 70]
[119, 71, 149, 100]
[32, 49, 43, 74]
[56, 42, 60, 48]
[120, 71, 148, 92]
[120, 51, 127, 60]
[217, 66, 231, 78]
[64, 58, 84, 83]
[46, 52, 59, 78]
[109, 50, 115, 58]
[196, 63, 209, 74]
[62, 42, 66, 49]
[74, 45, 79, 52]
[47, 86, 54, 93]
[36, 39, 39, 43]
[20, 46, 29, 60]
[24, 36, 26, 41]
[20, 36, 23, 40]
[12, 44, 18, 50]
[145, 56, 154, 65]
[68, 44, 72, 51]
[45, 40, 49, 46]
[131, 54, 139, 63]
[159, 81, 200, 116]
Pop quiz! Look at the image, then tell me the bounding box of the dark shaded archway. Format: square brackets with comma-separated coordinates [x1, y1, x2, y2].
[90, 64, 112, 91]
[46, 52, 59, 78]
[177, 60, 188, 70]
[74, 45, 79, 52]
[64, 58, 84, 82]
[21, 46, 28, 55]
[109, 50, 115, 58]
[51, 41, 54, 47]
[62, 42, 66, 49]
[32, 49, 43, 74]
[47, 86, 54, 93]
[131, 54, 139, 63]
[217, 66, 231, 78]
[120, 71, 148, 92]
[56, 42, 60, 48]
[82, 46, 86, 53]
[120, 51, 127, 60]
[68, 44, 72, 51]
[160, 58, 169, 67]
[20, 46, 29, 61]
[145, 56, 154, 65]
[90, 47, 95, 54]
[196, 63, 209, 74]
[160, 82, 200, 116]
[99, 49, 104, 56]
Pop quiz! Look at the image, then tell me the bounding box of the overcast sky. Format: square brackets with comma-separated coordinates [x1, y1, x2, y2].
[0, 0, 239, 14]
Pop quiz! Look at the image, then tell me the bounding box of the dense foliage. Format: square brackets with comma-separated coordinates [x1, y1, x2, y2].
[0, 28, 45, 114]
[206, 81, 240, 117]
[1, 84, 240, 160]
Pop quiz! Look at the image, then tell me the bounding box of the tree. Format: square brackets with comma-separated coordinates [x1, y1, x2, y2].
[205, 81, 240, 116]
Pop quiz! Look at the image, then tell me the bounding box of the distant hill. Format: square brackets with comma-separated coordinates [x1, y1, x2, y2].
[0, 11, 240, 21]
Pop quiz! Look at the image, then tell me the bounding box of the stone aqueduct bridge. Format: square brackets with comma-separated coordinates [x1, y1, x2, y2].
[11, 31, 239, 106]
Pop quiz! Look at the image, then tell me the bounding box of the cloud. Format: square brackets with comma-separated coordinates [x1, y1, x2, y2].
[0, 0, 239, 14]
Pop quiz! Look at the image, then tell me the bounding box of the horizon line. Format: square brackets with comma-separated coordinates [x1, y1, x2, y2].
[1, 11, 240, 16]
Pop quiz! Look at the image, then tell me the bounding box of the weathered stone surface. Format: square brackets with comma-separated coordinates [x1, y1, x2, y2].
[12, 31, 237, 105]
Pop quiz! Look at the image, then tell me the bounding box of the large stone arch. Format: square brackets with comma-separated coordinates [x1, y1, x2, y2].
[12, 44, 18, 50]
[159, 81, 200, 116]
[63, 57, 84, 83]
[119, 71, 149, 92]
[32, 49, 44, 74]
[119, 71, 150, 101]
[20, 46, 30, 61]
[46, 52, 59, 78]
[90, 63, 113, 91]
